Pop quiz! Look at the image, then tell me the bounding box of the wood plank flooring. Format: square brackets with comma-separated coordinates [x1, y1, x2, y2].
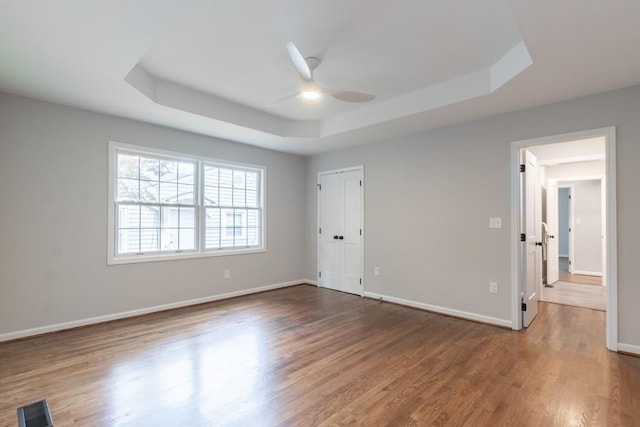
[559, 257, 602, 286]
[1, 285, 639, 426]
[559, 271, 603, 286]
[541, 281, 607, 311]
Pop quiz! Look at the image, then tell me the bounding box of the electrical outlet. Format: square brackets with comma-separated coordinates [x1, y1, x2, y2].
[490, 282, 498, 294]
[374, 266, 380, 276]
[224, 269, 231, 279]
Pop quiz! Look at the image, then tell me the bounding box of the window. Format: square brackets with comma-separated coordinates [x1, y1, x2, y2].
[108, 142, 264, 264]
[203, 165, 261, 249]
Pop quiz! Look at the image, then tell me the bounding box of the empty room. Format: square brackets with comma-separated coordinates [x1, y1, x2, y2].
[2, 1, 640, 425]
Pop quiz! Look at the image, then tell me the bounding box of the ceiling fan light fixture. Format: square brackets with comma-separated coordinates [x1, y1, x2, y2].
[276, 41, 375, 106]
[301, 89, 321, 100]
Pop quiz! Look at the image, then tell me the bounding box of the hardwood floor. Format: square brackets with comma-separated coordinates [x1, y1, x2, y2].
[550, 256, 606, 309]
[558, 257, 602, 286]
[1, 285, 639, 426]
[558, 271, 603, 286]
[541, 281, 607, 311]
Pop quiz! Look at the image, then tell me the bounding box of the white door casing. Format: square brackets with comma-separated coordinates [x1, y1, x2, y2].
[521, 149, 539, 327]
[546, 179, 559, 284]
[318, 167, 363, 295]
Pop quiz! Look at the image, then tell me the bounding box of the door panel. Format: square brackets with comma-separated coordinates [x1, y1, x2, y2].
[319, 173, 340, 288]
[343, 243, 361, 292]
[342, 173, 362, 294]
[522, 149, 539, 327]
[343, 176, 360, 242]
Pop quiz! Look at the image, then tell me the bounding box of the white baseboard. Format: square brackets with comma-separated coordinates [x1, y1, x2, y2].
[363, 291, 512, 328]
[0, 280, 306, 342]
[573, 270, 602, 277]
[305, 279, 318, 286]
[618, 342, 640, 356]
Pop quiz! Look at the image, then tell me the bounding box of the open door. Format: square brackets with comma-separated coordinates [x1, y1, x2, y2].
[546, 179, 559, 284]
[521, 149, 540, 327]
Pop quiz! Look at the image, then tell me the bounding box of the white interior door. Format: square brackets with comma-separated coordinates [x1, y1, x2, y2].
[546, 179, 559, 284]
[521, 149, 539, 327]
[319, 173, 340, 288]
[318, 168, 363, 295]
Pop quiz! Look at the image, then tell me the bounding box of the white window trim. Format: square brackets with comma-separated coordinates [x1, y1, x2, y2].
[107, 141, 266, 265]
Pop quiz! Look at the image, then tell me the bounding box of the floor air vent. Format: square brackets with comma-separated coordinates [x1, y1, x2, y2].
[17, 399, 53, 427]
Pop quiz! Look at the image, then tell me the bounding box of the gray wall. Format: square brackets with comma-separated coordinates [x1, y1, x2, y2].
[0, 93, 306, 336]
[306, 84, 640, 347]
[572, 180, 602, 274]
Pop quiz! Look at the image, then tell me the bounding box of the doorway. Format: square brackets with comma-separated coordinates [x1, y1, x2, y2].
[317, 166, 364, 296]
[557, 181, 603, 283]
[510, 127, 617, 351]
[543, 179, 606, 311]
[557, 185, 571, 272]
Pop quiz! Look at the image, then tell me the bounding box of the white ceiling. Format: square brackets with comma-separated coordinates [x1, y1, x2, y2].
[527, 137, 605, 166]
[1, 0, 639, 155]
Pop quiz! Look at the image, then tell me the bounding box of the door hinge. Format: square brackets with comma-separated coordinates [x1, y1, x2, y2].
[568, 194, 571, 199]
[317, 184, 321, 190]
[360, 229, 362, 236]
[520, 164, 525, 172]
[569, 227, 571, 232]
[360, 180, 362, 187]
[360, 278, 362, 284]
[569, 260, 572, 265]
[520, 233, 526, 242]
[521, 302, 527, 311]
[319, 271, 321, 277]
[319, 227, 322, 234]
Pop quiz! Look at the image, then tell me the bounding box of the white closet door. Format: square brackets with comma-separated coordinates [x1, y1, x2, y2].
[318, 168, 363, 295]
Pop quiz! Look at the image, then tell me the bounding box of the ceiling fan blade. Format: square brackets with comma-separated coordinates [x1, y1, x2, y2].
[329, 91, 376, 103]
[267, 91, 300, 107]
[286, 41, 312, 81]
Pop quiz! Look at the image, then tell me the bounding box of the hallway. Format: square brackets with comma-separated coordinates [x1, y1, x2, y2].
[542, 257, 606, 311]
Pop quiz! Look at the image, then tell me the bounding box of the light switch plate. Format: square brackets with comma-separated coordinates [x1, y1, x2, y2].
[490, 282, 498, 294]
[489, 217, 502, 229]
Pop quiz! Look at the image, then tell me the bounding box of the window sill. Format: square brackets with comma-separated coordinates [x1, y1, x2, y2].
[107, 247, 266, 265]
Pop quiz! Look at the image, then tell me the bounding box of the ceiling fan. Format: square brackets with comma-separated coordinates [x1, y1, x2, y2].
[271, 42, 376, 105]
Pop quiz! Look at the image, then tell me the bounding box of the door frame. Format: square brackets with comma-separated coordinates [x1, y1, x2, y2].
[510, 127, 617, 351]
[317, 165, 365, 296]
